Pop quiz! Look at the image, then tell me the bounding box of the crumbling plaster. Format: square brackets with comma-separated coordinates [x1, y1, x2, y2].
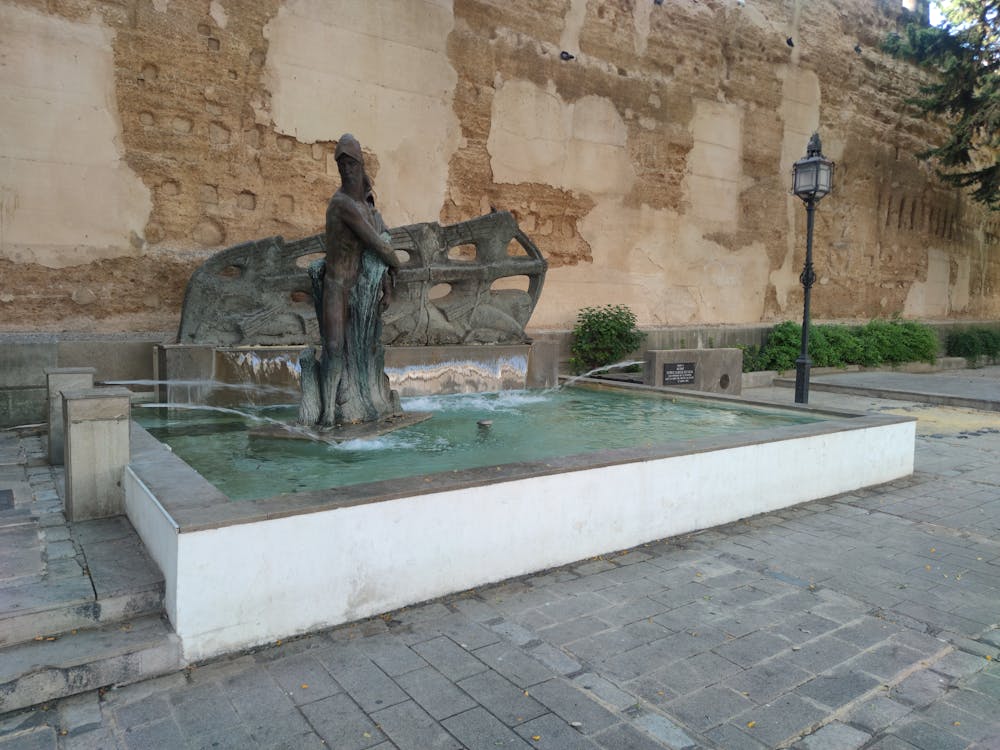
[0, 4, 152, 269]
[0, 0, 995, 333]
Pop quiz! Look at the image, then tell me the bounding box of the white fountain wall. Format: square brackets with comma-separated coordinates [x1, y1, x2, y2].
[125, 415, 914, 662]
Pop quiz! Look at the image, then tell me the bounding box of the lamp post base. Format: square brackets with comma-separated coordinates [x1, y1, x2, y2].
[794, 356, 811, 404]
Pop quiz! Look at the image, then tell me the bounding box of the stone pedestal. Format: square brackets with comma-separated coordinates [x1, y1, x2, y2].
[44, 367, 96, 465]
[63, 387, 131, 522]
[645, 349, 743, 395]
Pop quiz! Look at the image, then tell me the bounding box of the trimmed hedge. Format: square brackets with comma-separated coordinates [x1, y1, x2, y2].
[945, 325, 1000, 366]
[742, 319, 939, 372]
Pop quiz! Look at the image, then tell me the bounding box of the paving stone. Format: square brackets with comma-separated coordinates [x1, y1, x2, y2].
[767, 612, 841, 644]
[456, 669, 546, 726]
[0, 726, 57, 750]
[891, 718, 970, 750]
[630, 709, 698, 749]
[844, 695, 912, 734]
[122, 716, 185, 750]
[360, 635, 428, 677]
[112, 695, 170, 729]
[833, 617, 902, 648]
[921, 700, 1000, 743]
[844, 642, 926, 681]
[221, 666, 298, 722]
[573, 560, 618, 577]
[711, 630, 790, 668]
[437, 614, 503, 650]
[473, 642, 552, 688]
[61, 726, 121, 750]
[889, 668, 951, 708]
[299, 693, 385, 750]
[488, 619, 536, 646]
[266, 652, 343, 705]
[795, 721, 871, 750]
[185, 724, 256, 750]
[930, 649, 988, 679]
[55, 692, 102, 736]
[724, 657, 813, 704]
[594, 597, 669, 627]
[395, 666, 477, 721]
[170, 683, 241, 738]
[647, 650, 742, 695]
[412, 637, 488, 682]
[537, 617, 609, 646]
[786, 635, 864, 674]
[862, 737, 921, 750]
[731, 693, 827, 748]
[594, 722, 677, 750]
[703, 723, 770, 749]
[665, 684, 754, 732]
[370, 699, 459, 750]
[441, 707, 532, 749]
[514, 713, 599, 749]
[568, 627, 658, 663]
[622, 675, 677, 707]
[571, 673, 636, 711]
[241, 708, 318, 748]
[525, 679, 618, 735]
[528, 642, 582, 675]
[796, 670, 881, 710]
[538, 593, 612, 622]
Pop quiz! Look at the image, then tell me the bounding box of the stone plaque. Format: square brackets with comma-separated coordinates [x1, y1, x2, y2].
[663, 362, 696, 385]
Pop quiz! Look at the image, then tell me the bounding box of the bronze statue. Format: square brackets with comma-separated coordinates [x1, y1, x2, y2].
[176, 132, 547, 440]
[301, 133, 403, 429]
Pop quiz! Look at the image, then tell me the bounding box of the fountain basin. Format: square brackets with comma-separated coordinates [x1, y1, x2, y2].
[123, 384, 915, 661]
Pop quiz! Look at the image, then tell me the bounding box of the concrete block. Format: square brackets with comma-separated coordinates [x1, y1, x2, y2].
[45, 368, 96, 465]
[63, 387, 131, 522]
[58, 340, 157, 384]
[154, 345, 217, 405]
[645, 348, 743, 394]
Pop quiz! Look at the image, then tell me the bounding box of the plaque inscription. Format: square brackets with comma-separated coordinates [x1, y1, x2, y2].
[663, 362, 696, 385]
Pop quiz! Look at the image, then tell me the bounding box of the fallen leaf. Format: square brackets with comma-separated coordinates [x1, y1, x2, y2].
[925, 565, 932, 571]
[954, 721, 961, 726]
[930, 548, 936, 553]
[301, 684, 309, 690]
[531, 736, 541, 741]
[747, 720, 756, 728]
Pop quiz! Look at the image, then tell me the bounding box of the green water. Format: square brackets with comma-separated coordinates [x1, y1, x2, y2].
[134, 388, 822, 501]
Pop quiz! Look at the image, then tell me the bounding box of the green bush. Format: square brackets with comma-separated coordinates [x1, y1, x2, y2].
[946, 325, 1000, 366]
[745, 319, 940, 372]
[569, 304, 645, 374]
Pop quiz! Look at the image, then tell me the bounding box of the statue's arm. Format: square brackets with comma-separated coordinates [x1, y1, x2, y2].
[335, 199, 400, 269]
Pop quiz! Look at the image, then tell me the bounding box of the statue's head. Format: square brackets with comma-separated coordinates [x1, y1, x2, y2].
[334, 133, 363, 165]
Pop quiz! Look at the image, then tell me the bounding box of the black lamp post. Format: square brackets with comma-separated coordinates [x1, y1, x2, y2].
[791, 133, 834, 404]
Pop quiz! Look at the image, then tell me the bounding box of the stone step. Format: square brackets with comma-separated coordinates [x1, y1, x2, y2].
[0, 516, 165, 649]
[0, 576, 164, 649]
[0, 614, 182, 714]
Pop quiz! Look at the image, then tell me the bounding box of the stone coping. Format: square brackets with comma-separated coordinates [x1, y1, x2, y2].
[128, 381, 915, 535]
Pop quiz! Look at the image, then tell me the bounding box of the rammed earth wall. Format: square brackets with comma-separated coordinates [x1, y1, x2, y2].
[0, 0, 997, 333]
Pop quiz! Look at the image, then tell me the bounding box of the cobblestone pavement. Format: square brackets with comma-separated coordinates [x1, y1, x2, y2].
[2, 384, 999, 749]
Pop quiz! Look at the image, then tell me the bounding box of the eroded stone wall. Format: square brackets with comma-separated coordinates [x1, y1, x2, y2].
[0, 0, 996, 333]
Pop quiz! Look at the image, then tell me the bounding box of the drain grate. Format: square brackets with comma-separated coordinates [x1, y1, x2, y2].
[0, 489, 13, 510]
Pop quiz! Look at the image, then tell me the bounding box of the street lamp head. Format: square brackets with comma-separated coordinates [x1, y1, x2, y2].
[792, 132, 834, 202]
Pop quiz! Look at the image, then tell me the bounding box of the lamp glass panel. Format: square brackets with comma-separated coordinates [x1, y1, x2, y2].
[794, 161, 818, 194]
[818, 164, 832, 192]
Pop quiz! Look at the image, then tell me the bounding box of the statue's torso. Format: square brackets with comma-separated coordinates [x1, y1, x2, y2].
[325, 191, 380, 281]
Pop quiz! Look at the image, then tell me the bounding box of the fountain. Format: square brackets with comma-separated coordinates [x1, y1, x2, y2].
[118, 135, 916, 662]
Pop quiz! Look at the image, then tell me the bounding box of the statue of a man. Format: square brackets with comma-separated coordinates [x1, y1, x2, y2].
[314, 133, 402, 428]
